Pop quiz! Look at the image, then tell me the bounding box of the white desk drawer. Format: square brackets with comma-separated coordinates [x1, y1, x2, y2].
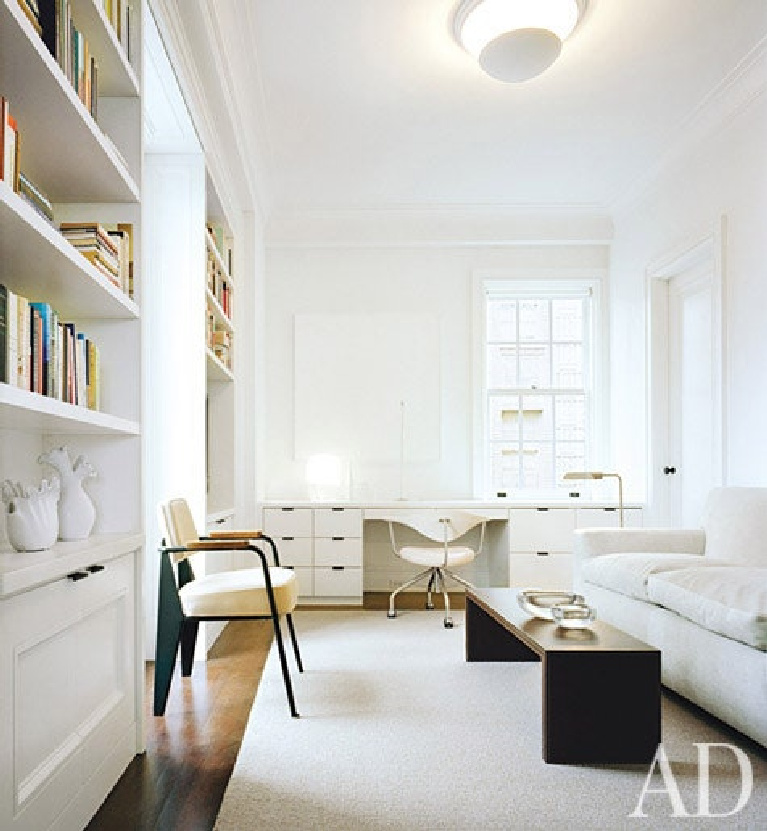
[509, 551, 572, 591]
[509, 508, 576, 550]
[263, 507, 312, 538]
[314, 537, 362, 567]
[285, 566, 313, 597]
[314, 507, 362, 537]
[275, 537, 313, 567]
[314, 566, 363, 597]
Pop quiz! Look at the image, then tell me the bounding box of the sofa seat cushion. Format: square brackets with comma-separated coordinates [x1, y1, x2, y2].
[580, 552, 726, 601]
[647, 566, 767, 650]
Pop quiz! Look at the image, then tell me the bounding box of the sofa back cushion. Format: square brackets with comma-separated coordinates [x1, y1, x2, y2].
[703, 487, 767, 564]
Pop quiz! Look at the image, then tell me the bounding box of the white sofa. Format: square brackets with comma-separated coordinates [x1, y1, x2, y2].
[573, 487, 767, 747]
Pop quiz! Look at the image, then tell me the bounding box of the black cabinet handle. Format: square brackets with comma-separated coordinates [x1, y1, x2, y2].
[331, 566, 345, 571]
[663, 466, 677, 475]
[86, 564, 105, 573]
[331, 508, 344, 512]
[67, 571, 89, 581]
[536, 507, 549, 512]
[282, 536, 295, 541]
[281, 507, 295, 512]
[535, 551, 550, 557]
[331, 536, 345, 541]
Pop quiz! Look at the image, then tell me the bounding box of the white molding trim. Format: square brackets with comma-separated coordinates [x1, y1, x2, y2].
[645, 217, 727, 525]
[267, 207, 613, 249]
[612, 37, 767, 213]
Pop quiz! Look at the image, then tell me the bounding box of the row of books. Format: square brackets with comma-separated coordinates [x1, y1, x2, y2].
[60, 222, 134, 298]
[207, 224, 234, 278]
[0, 285, 100, 410]
[207, 247, 232, 320]
[101, 1, 133, 62]
[206, 310, 232, 371]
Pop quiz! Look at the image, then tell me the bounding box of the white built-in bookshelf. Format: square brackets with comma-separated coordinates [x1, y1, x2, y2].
[0, 1, 143, 828]
[205, 173, 236, 523]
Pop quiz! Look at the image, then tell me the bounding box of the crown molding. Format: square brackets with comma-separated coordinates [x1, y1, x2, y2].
[610, 35, 767, 214]
[266, 204, 613, 249]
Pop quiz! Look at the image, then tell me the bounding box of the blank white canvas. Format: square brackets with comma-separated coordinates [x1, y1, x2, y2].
[294, 313, 441, 462]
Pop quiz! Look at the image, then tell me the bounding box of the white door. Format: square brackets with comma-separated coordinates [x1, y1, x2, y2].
[648, 230, 724, 527]
[668, 267, 715, 525]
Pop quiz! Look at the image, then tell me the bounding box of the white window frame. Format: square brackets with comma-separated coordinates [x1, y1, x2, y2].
[472, 270, 609, 498]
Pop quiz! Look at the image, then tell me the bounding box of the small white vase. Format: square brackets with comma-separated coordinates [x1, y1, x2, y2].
[2, 480, 60, 552]
[38, 447, 96, 541]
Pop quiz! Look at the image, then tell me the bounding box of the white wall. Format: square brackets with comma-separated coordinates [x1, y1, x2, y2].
[610, 80, 767, 509]
[264, 241, 609, 501]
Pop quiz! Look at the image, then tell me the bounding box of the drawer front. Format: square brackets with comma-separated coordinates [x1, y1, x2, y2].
[273, 537, 313, 567]
[314, 566, 363, 597]
[314, 537, 362, 567]
[576, 507, 643, 529]
[314, 507, 362, 538]
[263, 507, 312, 538]
[509, 508, 575, 551]
[284, 566, 313, 597]
[509, 551, 573, 591]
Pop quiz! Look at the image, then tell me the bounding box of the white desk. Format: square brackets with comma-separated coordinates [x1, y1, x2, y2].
[260, 500, 643, 605]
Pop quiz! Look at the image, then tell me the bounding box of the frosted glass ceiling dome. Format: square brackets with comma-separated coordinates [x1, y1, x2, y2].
[454, 0, 587, 82]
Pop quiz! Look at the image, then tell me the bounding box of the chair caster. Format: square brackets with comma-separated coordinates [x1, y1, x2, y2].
[387, 610, 397, 619]
[444, 619, 454, 629]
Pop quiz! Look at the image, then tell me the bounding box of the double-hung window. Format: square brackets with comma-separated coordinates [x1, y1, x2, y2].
[480, 279, 601, 497]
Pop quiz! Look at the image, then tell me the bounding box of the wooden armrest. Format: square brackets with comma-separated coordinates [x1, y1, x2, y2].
[208, 530, 263, 540]
[186, 540, 252, 551]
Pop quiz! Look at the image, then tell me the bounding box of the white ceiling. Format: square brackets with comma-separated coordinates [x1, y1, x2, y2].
[177, 0, 767, 216]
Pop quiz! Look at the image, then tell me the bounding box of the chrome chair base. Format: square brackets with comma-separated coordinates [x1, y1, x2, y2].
[388, 566, 475, 628]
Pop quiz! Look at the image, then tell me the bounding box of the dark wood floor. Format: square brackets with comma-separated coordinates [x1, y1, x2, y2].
[87, 592, 462, 831]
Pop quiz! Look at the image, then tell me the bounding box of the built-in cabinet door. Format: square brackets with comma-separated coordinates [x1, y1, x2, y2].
[0, 553, 136, 831]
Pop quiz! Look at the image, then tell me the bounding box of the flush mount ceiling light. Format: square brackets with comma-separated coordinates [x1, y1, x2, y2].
[454, 0, 587, 83]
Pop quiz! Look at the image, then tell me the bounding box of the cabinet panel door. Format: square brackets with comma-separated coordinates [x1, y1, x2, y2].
[0, 553, 135, 831]
[314, 538, 362, 567]
[314, 567, 363, 597]
[509, 552, 573, 591]
[314, 508, 363, 538]
[509, 508, 576, 551]
[263, 508, 312, 538]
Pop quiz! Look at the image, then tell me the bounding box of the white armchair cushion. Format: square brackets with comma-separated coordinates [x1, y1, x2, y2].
[581, 552, 726, 601]
[179, 566, 298, 618]
[398, 546, 476, 568]
[647, 566, 767, 650]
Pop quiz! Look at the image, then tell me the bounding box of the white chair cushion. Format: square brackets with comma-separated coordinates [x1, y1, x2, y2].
[179, 566, 298, 618]
[398, 545, 476, 568]
[646, 566, 767, 650]
[581, 552, 727, 601]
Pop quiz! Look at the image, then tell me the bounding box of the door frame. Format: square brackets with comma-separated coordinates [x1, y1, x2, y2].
[645, 218, 727, 525]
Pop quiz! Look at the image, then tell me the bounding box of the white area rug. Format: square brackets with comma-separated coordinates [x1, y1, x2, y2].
[215, 610, 767, 830]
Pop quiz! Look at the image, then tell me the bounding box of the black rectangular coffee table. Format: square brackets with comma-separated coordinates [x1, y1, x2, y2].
[466, 588, 660, 765]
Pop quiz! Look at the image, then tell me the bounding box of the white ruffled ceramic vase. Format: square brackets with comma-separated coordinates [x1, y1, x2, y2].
[2, 479, 60, 552]
[38, 446, 96, 541]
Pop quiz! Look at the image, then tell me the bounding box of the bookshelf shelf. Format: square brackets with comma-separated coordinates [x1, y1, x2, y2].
[0, 0, 139, 203]
[0, 383, 140, 435]
[206, 347, 234, 383]
[0, 183, 138, 319]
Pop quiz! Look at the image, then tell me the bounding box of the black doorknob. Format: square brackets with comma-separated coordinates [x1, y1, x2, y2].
[663, 466, 677, 475]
